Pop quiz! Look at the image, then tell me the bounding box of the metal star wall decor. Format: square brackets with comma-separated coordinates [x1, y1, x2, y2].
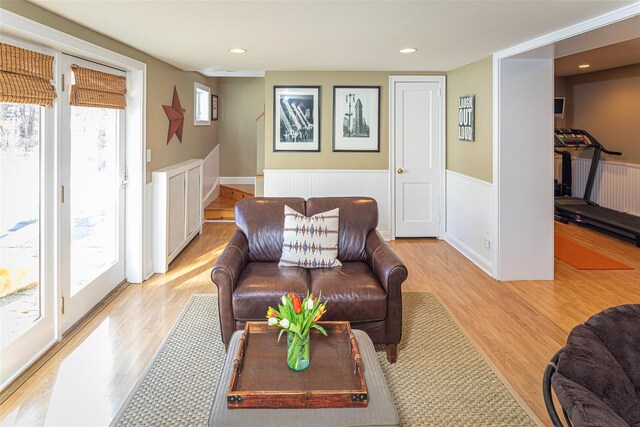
[163, 86, 185, 144]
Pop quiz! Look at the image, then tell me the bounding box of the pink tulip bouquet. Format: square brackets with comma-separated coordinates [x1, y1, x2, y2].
[266, 291, 327, 371]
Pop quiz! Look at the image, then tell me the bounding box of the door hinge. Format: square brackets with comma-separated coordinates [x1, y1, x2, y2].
[61, 74, 65, 92]
[61, 297, 65, 314]
[61, 185, 65, 203]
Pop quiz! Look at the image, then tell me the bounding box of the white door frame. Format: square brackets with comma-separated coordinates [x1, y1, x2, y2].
[59, 54, 128, 331]
[389, 75, 446, 241]
[491, 2, 640, 280]
[0, 35, 59, 391]
[0, 9, 148, 288]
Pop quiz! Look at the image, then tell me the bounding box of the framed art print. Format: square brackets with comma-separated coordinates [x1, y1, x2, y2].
[211, 94, 218, 121]
[333, 86, 380, 152]
[273, 86, 320, 152]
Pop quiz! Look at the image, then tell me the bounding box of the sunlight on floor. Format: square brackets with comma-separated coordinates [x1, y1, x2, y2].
[145, 243, 227, 289]
[42, 319, 115, 427]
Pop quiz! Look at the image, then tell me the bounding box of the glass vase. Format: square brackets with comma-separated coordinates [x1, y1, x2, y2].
[287, 332, 310, 371]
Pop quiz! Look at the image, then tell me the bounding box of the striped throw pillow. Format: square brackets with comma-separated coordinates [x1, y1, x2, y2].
[278, 205, 341, 269]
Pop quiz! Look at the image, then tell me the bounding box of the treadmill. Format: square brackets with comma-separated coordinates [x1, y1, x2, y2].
[554, 128, 640, 247]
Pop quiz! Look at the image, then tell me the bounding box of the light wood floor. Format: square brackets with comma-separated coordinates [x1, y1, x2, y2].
[1, 222, 639, 426]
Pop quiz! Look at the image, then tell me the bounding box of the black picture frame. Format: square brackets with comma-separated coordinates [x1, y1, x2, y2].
[332, 86, 380, 152]
[211, 94, 218, 121]
[273, 85, 321, 152]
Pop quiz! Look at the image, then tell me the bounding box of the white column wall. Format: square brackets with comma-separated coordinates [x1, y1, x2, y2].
[496, 55, 555, 280]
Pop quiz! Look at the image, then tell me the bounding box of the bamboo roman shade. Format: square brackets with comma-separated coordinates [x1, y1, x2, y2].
[70, 64, 126, 109]
[0, 43, 57, 107]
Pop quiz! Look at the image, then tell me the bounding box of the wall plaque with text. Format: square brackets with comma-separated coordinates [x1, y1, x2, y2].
[458, 95, 475, 141]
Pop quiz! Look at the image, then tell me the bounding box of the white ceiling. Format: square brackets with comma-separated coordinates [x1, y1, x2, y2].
[29, 0, 635, 75]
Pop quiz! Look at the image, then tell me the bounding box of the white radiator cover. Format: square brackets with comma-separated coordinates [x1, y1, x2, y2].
[445, 170, 493, 274]
[152, 159, 203, 273]
[263, 169, 391, 239]
[555, 157, 640, 217]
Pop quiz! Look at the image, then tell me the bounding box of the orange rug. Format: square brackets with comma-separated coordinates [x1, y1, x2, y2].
[555, 236, 633, 270]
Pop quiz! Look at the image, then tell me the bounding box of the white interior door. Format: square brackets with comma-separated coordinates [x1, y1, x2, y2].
[60, 55, 126, 331]
[394, 80, 442, 237]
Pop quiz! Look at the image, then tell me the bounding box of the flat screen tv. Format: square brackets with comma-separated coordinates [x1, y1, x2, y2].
[554, 97, 565, 118]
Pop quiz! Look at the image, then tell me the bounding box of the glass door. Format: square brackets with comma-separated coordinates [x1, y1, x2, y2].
[60, 55, 126, 331]
[0, 92, 56, 388]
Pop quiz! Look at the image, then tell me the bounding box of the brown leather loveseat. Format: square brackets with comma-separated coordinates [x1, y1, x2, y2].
[211, 197, 408, 362]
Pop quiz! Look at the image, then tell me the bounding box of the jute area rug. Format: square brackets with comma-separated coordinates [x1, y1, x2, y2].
[112, 293, 537, 426]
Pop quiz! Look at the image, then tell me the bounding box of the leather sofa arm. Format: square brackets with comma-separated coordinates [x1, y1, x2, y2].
[365, 230, 408, 297]
[211, 230, 249, 346]
[211, 230, 249, 289]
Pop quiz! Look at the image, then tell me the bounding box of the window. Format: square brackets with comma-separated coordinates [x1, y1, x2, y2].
[0, 103, 43, 344]
[194, 82, 210, 126]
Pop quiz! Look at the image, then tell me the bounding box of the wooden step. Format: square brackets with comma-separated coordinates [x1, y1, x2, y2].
[205, 184, 255, 221]
[220, 184, 254, 202]
[204, 196, 236, 220]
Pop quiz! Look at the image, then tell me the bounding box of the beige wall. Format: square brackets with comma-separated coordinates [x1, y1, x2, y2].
[554, 77, 568, 128]
[445, 57, 493, 183]
[1, 0, 218, 183]
[563, 64, 640, 165]
[218, 77, 265, 177]
[265, 71, 442, 170]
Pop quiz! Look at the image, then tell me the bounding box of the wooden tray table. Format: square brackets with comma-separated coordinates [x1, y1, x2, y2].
[227, 321, 368, 409]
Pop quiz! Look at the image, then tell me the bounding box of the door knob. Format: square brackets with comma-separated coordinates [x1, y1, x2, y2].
[397, 168, 404, 174]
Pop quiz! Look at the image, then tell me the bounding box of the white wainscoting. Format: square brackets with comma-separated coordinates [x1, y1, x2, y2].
[145, 182, 154, 279]
[445, 170, 494, 275]
[264, 169, 391, 239]
[554, 157, 640, 217]
[203, 145, 220, 203]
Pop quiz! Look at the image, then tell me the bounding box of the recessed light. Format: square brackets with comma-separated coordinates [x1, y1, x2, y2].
[399, 48, 417, 54]
[578, 64, 590, 69]
[229, 48, 247, 54]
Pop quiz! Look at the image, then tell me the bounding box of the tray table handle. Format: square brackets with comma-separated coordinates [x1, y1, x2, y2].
[349, 332, 364, 376]
[233, 334, 247, 372]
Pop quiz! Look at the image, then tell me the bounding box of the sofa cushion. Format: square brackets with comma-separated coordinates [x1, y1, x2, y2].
[233, 262, 309, 321]
[279, 205, 341, 269]
[306, 197, 378, 262]
[235, 198, 306, 262]
[309, 262, 386, 322]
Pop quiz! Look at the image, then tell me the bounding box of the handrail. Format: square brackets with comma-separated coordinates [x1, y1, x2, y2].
[255, 111, 265, 122]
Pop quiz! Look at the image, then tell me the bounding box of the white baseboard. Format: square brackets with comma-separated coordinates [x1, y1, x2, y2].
[379, 230, 392, 241]
[145, 263, 154, 280]
[203, 144, 220, 203]
[445, 232, 493, 276]
[203, 177, 220, 207]
[220, 176, 255, 185]
[203, 177, 219, 202]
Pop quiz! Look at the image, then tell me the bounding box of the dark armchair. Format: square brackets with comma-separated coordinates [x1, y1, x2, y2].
[543, 304, 640, 426]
